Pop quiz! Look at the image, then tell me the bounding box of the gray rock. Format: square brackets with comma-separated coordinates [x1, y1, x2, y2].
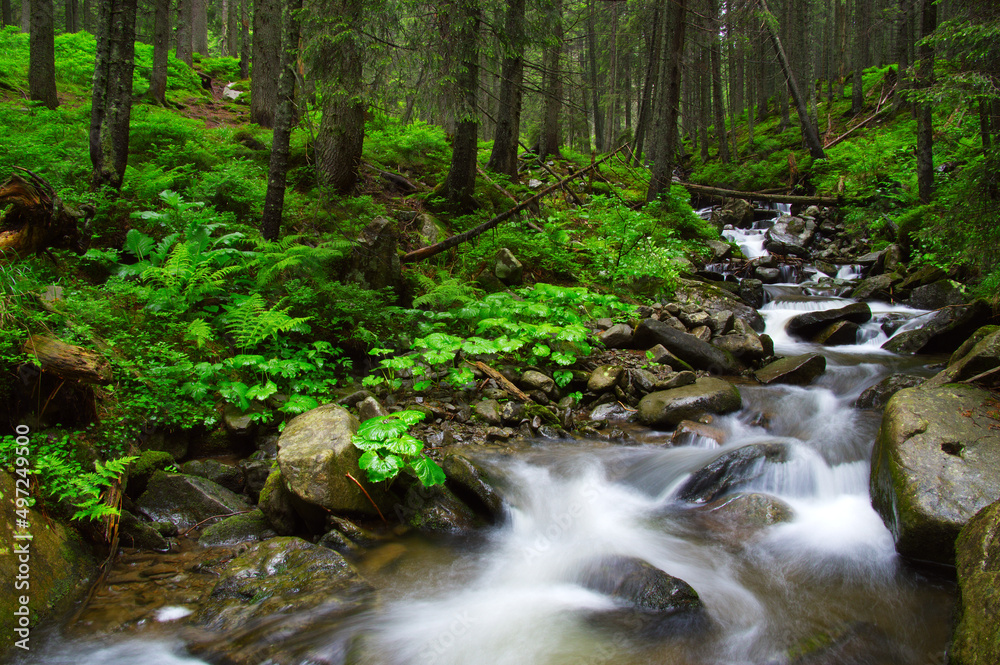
[180, 459, 245, 494]
[704, 492, 794, 530]
[193, 537, 371, 637]
[739, 279, 764, 309]
[599, 323, 633, 349]
[870, 385, 1000, 564]
[672, 278, 766, 332]
[628, 368, 659, 394]
[854, 374, 925, 410]
[646, 344, 694, 372]
[357, 396, 389, 421]
[576, 555, 702, 616]
[588, 365, 625, 393]
[951, 500, 1000, 665]
[442, 455, 505, 522]
[755, 267, 782, 284]
[671, 420, 727, 445]
[590, 402, 636, 422]
[678, 309, 712, 329]
[316, 528, 361, 557]
[785, 302, 872, 340]
[521, 370, 555, 395]
[199, 510, 277, 547]
[907, 279, 967, 310]
[340, 217, 401, 291]
[812, 320, 861, 346]
[690, 325, 712, 342]
[709, 199, 755, 229]
[136, 472, 253, 530]
[475, 398, 503, 425]
[755, 354, 826, 386]
[655, 371, 697, 390]
[258, 468, 300, 536]
[763, 229, 810, 259]
[897, 264, 947, 291]
[277, 403, 391, 516]
[678, 443, 790, 502]
[494, 247, 523, 285]
[634, 319, 740, 374]
[637, 378, 741, 429]
[708, 311, 734, 335]
[417, 213, 441, 247]
[401, 483, 483, 533]
[118, 509, 170, 551]
[712, 331, 772, 362]
[238, 458, 274, 502]
[882, 301, 992, 355]
[706, 239, 733, 261]
[850, 273, 902, 302]
[501, 401, 526, 425]
[949, 325, 1000, 366]
[223, 403, 258, 438]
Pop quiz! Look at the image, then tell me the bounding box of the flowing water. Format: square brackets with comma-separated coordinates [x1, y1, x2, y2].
[18, 220, 956, 665]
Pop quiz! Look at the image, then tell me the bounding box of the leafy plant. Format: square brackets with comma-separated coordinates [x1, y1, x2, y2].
[351, 410, 445, 487]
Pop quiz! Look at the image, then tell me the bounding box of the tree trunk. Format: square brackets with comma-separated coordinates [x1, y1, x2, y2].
[632, 2, 661, 164]
[851, 0, 870, 115]
[486, 0, 525, 177]
[0, 172, 92, 257]
[915, 0, 935, 203]
[147, 0, 169, 105]
[89, 0, 138, 191]
[538, 0, 563, 160]
[261, 0, 303, 240]
[82, 0, 92, 32]
[709, 0, 729, 163]
[192, 0, 208, 55]
[439, 0, 480, 210]
[760, 0, 826, 159]
[894, 0, 911, 108]
[646, 0, 686, 202]
[250, 0, 280, 127]
[239, 0, 249, 78]
[176, 0, 192, 65]
[587, 0, 604, 153]
[29, 0, 58, 109]
[65, 0, 77, 31]
[1, 0, 11, 27]
[312, 0, 365, 195]
[20, 0, 28, 31]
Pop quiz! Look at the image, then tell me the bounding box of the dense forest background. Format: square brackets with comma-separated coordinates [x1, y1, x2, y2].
[0, 0, 998, 518]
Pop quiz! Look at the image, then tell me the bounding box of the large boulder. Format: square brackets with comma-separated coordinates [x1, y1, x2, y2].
[712, 330, 773, 363]
[850, 273, 903, 302]
[339, 217, 401, 291]
[710, 198, 755, 229]
[924, 327, 1000, 388]
[755, 354, 826, 386]
[637, 377, 741, 429]
[192, 537, 372, 659]
[136, 471, 253, 530]
[785, 302, 872, 340]
[277, 403, 391, 517]
[812, 320, 861, 346]
[763, 228, 810, 259]
[634, 319, 741, 374]
[950, 500, 1000, 665]
[870, 385, 1000, 564]
[672, 278, 766, 332]
[442, 454, 505, 523]
[907, 279, 966, 310]
[0, 472, 97, 652]
[199, 510, 277, 547]
[494, 247, 523, 285]
[882, 301, 992, 355]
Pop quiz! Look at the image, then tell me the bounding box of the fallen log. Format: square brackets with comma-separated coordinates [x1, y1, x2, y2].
[402, 145, 629, 263]
[677, 182, 842, 206]
[468, 360, 533, 403]
[0, 169, 93, 259]
[23, 334, 112, 384]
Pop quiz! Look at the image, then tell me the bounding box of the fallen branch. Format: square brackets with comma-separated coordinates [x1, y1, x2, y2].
[519, 140, 584, 206]
[402, 145, 629, 263]
[23, 334, 112, 384]
[475, 163, 545, 233]
[676, 182, 842, 206]
[468, 359, 533, 403]
[823, 83, 897, 150]
[959, 366, 1000, 386]
[345, 472, 387, 523]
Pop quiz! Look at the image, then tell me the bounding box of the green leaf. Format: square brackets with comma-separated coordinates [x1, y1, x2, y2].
[409, 456, 446, 487]
[360, 451, 403, 483]
[246, 380, 278, 401]
[383, 433, 424, 456]
[553, 369, 573, 387]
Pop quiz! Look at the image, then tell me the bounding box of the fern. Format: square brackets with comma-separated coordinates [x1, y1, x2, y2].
[224, 293, 311, 349]
[184, 318, 214, 348]
[252, 236, 351, 287]
[412, 269, 482, 310]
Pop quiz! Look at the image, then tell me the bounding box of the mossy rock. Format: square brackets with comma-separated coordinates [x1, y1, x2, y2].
[199, 509, 277, 547]
[951, 499, 1000, 665]
[126, 449, 175, 497]
[0, 472, 97, 654]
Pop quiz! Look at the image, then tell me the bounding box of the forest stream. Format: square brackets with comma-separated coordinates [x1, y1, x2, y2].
[13, 213, 958, 665]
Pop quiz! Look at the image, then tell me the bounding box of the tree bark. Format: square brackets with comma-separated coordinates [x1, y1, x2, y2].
[65, 0, 78, 31]
[250, 0, 281, 127]
[538, 0, 563, 160]
[438, 0, 481, 210]
[646, 0, 686, 202]
[677, 181, 842, 205]
[1, 0, 11, 27]
[632, 3, 661, 165]
[915, 0, 935, 203]
[486, 0, 525, 177]
[176, 0, 193, 65]
[851, 0, 870, 115]
[311, 0, 365, 195]
[709, 0, 729, 163]
[20, 0, 28, 31]
[90, 0, 138, 191]
[759, 0, 826, 159]
[29, 0, 58, 109]
[147, 0, 169, 105]
[587, 0, 604, 153]
[0, 171, 92, 257]
[261, 0, 303, 240]
[239, 0, 249, 78]
[82, 0, 92, 32]
[192, 0, 208, 55]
